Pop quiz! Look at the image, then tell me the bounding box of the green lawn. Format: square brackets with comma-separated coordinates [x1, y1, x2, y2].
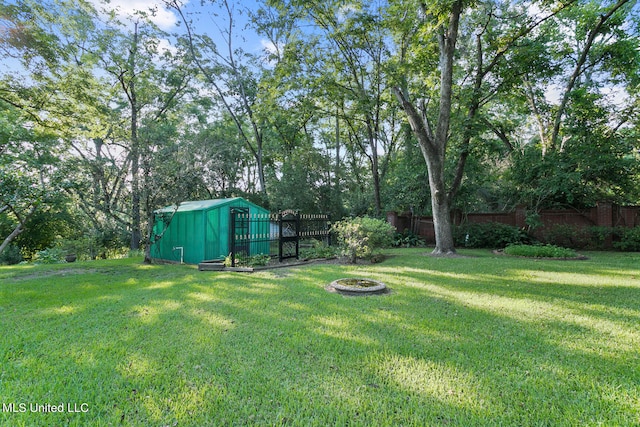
[1, 249, 639, 426]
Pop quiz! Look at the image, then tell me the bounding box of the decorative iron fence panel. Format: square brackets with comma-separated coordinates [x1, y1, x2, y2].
[228, 210, 331, 267]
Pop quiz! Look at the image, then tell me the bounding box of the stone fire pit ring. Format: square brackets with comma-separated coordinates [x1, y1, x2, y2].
[327, 278, 388, 295]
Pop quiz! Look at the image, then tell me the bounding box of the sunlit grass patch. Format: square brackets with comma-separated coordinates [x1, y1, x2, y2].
[1, 250, 639, 426]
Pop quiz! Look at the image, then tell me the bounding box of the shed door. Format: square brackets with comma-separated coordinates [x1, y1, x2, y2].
[230, 207, 250, 256]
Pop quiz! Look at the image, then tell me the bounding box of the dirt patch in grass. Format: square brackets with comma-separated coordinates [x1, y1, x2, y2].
[220, 255, 393, 272]
[6, 268, 98, 282]
[423, 252, 475, 259]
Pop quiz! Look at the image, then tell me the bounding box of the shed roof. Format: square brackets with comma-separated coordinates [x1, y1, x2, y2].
[155, 198, 263, 214]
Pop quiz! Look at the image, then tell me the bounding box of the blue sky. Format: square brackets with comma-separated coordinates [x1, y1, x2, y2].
[88, 0, 269, 54]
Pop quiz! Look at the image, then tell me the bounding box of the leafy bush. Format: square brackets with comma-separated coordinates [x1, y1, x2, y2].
[49, 229, 130, 261]
[541, 224, 594, 249]
[613, 227, 640, 252]
[34, 247, 66, 264]
[0, 244, 24, 265]
[587, 226, 615, 250]
[504, 244, 577, 258]
[453, 222, 531, 249]
[224, 252, 271, 267]
[542, 226, 640, 251]
[300, 239, 339, 259]
[332, 217, 394, 263]
[392, 229, 425, 247]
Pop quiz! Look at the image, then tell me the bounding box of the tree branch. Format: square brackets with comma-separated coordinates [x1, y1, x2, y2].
[549, 0, 630, 150]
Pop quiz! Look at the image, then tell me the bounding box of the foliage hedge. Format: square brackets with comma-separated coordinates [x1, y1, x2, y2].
[612, 227, 640, 251]
[392, 229, 425, 247]
[451, 222, 640, 252]
[300, 239, 340, 259]
[453, 222, 532, 249]
[224, 252, 271, 267]
[504, 244, 577, 258]
[540, 225, 640, 251]
[540, 224, 593, 249]
[0, 244, 24, 265]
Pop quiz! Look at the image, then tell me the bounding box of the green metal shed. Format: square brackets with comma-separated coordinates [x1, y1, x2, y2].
[150, 198, 270, 264]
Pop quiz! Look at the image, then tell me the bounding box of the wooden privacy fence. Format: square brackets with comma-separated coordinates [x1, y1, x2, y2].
[388, 202, 640, 246]
[229, 209, 331, 267]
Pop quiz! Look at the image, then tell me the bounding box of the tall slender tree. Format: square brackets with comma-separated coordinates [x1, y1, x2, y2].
[268, 0, 401, 215]
[168, 0, 271, 196]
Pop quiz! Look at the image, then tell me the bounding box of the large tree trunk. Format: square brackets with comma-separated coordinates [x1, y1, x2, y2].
[367, 119, 382, 216]
[394, 86, 457, 255]
[425, 154, 456, 255]
[392, 1, 462, 255]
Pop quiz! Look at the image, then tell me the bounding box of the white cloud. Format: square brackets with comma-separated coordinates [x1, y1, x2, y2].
[337, 4, 359, 22]
[261, 39, 281, 56]
[156, 38, 178, 56]
[259, 39, 285, 67]
[88, 0, 179, 31]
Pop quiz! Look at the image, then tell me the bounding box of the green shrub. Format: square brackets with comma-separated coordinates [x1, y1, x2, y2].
[332, 217, 394, 263]
[453, 222, 531, 249]
[504, 244, 577, 258]
[541, 224, 594, 249]
[392, 229, 425, 247]
[300, 239, 339, 259]
[51, 229, 130, 261]
[224, 252, 272, 267]
[537, 226, 640, 251]
[127, 249, 146, 259]
[0, 244, 24, 265]
[34, 247, 66, 264]
[613, 227, 640, 252]
[540, 226, 640, 251]
[587, 226, 615, 250]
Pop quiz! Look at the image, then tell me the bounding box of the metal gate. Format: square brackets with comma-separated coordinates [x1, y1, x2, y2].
[229, 207, 250, 266]
[278, 210, 300, 262]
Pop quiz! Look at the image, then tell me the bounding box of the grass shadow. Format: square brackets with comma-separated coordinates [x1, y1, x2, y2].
[1, 251, 639, 425]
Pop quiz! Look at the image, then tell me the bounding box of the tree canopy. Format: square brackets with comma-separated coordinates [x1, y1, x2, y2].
[1, 0, 638, 260]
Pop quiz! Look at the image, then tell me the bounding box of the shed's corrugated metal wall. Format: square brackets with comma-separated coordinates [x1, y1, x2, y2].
[150, 198, 270, 264]
[204, 207, 222, 261]
[152, 210, 204, 264]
